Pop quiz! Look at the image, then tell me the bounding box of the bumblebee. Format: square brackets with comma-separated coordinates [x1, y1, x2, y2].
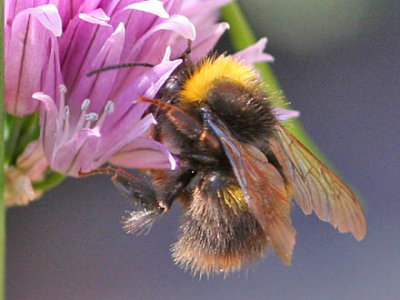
[83, 47, 366, 276]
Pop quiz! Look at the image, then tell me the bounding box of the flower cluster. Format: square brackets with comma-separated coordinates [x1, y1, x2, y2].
[5, 0, 294, 205]
[4, 0, 233, 204]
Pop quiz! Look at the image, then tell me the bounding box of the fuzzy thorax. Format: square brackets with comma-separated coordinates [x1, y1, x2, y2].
[179, 55, 260, 102]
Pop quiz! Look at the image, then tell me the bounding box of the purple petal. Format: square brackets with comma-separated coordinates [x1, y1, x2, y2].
[24, 4, 62, 36]
[106, 47, 182, 128]
[5, 4, 62, 116]
[94, 113, 157, 168]
[33, 92, 58, 114]
[5, 0, 99, 28]
[123, 0, 169, 18]
[124, 12, 196, 61]
[233, 38, 275, 64]
[69, 22, 126, 116]
[56, 0, 103, 28]
[77, 0, 103, 14]
[51, 128, 102, 175]
[183, 0, 231, 13]
[186, 22, 230, 62]
[143, 47, 183, 98]
[6, 4, 62, 36]
[109, 137, 177, 170]
[162, 14, 196, 40]
[109, 6, 163, 61]
[273, 107, 300, 122]
[60, 9, 115, 111]
[182, 0, 231, 25]
[41, 37, 64, 108]
[162, 0, 184, 15]
[78, 8, 111, 26]
[33, 91, 61, 159]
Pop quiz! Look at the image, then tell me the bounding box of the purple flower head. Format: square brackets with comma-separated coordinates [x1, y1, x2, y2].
[5, 0, 297, 183]
[5, 0, 230, 116]
[5, 0, 231, 176]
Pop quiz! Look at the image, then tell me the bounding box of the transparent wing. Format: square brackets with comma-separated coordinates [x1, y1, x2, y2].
[273, 125, 366, 240]
[207, 118, 296, 265]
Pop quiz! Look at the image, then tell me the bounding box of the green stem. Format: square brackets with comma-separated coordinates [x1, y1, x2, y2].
[33, 171, 65, 192]
[0, 0, 5, 298]
[221, 1, 328, 164]
[4, 115, 24, 165]
[15, 113, 40, 159]
[5, 113, 40, 165]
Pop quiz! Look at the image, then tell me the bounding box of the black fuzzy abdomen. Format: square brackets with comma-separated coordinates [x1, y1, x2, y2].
[172, 170, 268, 275]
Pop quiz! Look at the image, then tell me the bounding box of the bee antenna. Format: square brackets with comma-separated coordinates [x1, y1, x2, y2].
[87, 62, 154, 77]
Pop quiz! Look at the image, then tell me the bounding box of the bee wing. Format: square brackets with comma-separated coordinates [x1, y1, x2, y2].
[207, 118, 296, 265]
[272, 125, 366, 240]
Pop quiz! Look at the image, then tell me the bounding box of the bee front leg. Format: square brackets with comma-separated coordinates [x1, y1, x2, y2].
[80, 167, 160, 208]
[79, 167, 166, 234]
[140, 97, 220, 149]
[139, 97, 203, 139]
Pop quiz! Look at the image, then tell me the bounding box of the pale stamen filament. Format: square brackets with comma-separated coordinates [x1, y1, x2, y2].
[95, 100, 114, 128]
[73, 98, 91, 135]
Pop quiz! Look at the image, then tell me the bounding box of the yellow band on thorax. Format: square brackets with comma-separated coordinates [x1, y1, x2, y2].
[179, 55, 259, 103]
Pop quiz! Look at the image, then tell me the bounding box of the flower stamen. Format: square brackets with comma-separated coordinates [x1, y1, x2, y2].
[59, 84, 67, 107]
[95, 100, 114, 128]
[74, 98, 91, 135]
[81, 98, 91, 111]
[84, 112, 99, 128]
[61, 105, 71, 143]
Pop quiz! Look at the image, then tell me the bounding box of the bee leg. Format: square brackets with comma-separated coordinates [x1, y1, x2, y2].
[139, 97, 221, 151]
[120, 168, 196, 234]
[80, 167, 170, 234]
[79, 167, 161, 210]
[161, 169, 197, 208]
[139, 96, 211, 137]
